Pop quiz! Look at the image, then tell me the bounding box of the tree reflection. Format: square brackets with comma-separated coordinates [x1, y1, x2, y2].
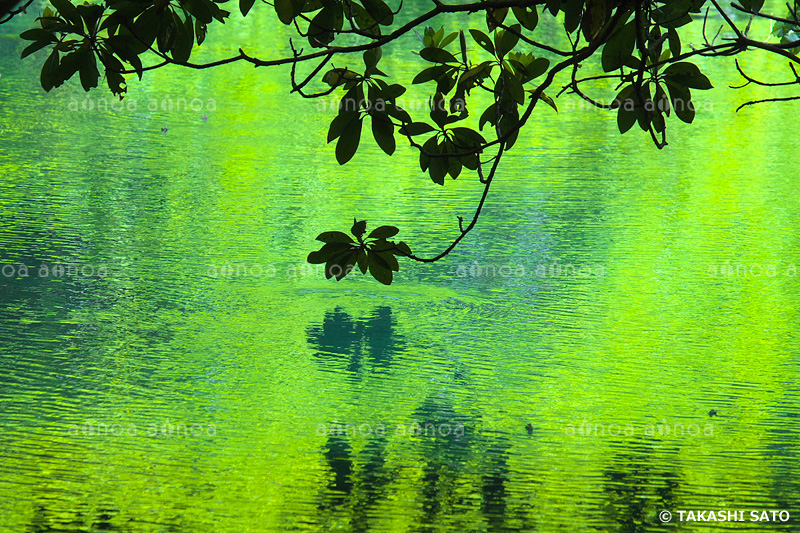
[306, 306, 405, 376]
[600, 442, 680, 533]
[311, 396, 537, 531]
[317, 434, 394, 533]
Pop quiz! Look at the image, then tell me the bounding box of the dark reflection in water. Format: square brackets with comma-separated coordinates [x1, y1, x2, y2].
[27, 504, 123, 533]
[410, 398, 482, 532]
[310, 394, 540, 532]
[481, 443, 511, 532]
[306, 306, 405, 376]
[600, 442, 679, 533]
[318, 435, 394, 532]
[765, 409, 800, 527]
[322, 436, 354, 505]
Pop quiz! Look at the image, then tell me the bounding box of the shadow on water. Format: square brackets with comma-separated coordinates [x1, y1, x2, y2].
[306, 306, 405, 377]
[26, 504, 125, 533]
[309, 394, 539, 532]
[317, 434, 394, 533]
[25, 502, 201, 532]
[599, 440, 680, 533]
[407, 399, 528, 532]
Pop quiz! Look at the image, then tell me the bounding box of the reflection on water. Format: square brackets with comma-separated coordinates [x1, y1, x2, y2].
[309, 394, 532, 532]
[317, 434, 392, 532]
[600, 444, 680, 533]
[307, 306, 404, 376]
[1, 6, 800, 533]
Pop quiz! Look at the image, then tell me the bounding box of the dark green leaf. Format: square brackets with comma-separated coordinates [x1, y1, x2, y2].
[40, 48, 60, 91]
[636, 84, 653, 131]
[450, 127, 485, 148]
[667, 27, 681, 58]
[666, 81, 695, 123]
[512, 5, 538, 30]
[379, 82, 406, 100]
[21, 40, 53, 59]
[357, 251, 368, 274]
[368, 225, 399, 239]
[351, 219, 367, 238]
[504, 72, 525, 105]
[527, 57, 550, 79]
[371, 113, 395, 155]
[375, 249, 399, 271]
[105, 66, 126, 96]
[196, 20, 207, 46]
[602, 20, 636, 72]
[301, 0, 324, 12]
[617, 102, 636, 133]
[385, 102, 410, 123]
[652, 0, 693, 27]
[368, 257, 393, 284]
[435, 71, 457, 94]
[50, 0, 81, 27]
[182, 0, 213, 23]
[107, 35, 144, 79]
[448, 157, 462, 179]
[210, 3, 230, 23]
[654, 82, 670, 115]
[739, 0, 764, 13]
[78, 49, 99, 91]
[420, 47, 458, 64]
[563, 0, 583, 33]
[469, 29, 495, 55]
[240, 0, 255, 16]
[652, 110, 666, 132]
[429, 154, 448, 185]
[20, 29, 57, 42]
[328, 111, 358, 142]
[496, 24, 520, 58]
[274, 0, 294, 24]
[76, 3, 103, 32]
[308, 242, 352, 263]
[460, 152, 479, 170]
[429, 92, 447, 127]
[396, 241, 411, 255]
[486, 7, 507, 31]
[307, 250, 329, 264]
[361, 0, 392, 25]
[335, 116, 363, 164]
[581, 0, 609, 41]
[663, 62, 713, 90]
[326, 249, 358, 280]
[440, 31, 458, 48]
[351, 2, 380, 36]
[133, 7, 160, 50]
[363, 48, 381, 70]
[308, 6, 340, 47]
[171, 12, 194, 63]
[420, 135, 436, 171]
[412, 65, 448, 84]
[399, 122, 435, 136]
[316, 231, 354, 244]
[479, 103, 497, 130]
[156, 14, 175, 54]
[54, 47, 82, 87]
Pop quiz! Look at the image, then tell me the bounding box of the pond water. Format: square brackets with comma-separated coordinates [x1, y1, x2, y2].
[1, 4, 799, 532]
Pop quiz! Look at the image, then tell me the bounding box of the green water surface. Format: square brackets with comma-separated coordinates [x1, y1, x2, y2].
[1, 3, 799, 532]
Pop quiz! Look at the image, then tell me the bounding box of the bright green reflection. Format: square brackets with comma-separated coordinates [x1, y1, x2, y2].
[0, 6, 799, 533]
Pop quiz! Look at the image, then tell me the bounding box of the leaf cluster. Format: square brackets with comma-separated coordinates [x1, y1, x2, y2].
[307, 219, 411, 284]
[16, 0, 800, 284]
